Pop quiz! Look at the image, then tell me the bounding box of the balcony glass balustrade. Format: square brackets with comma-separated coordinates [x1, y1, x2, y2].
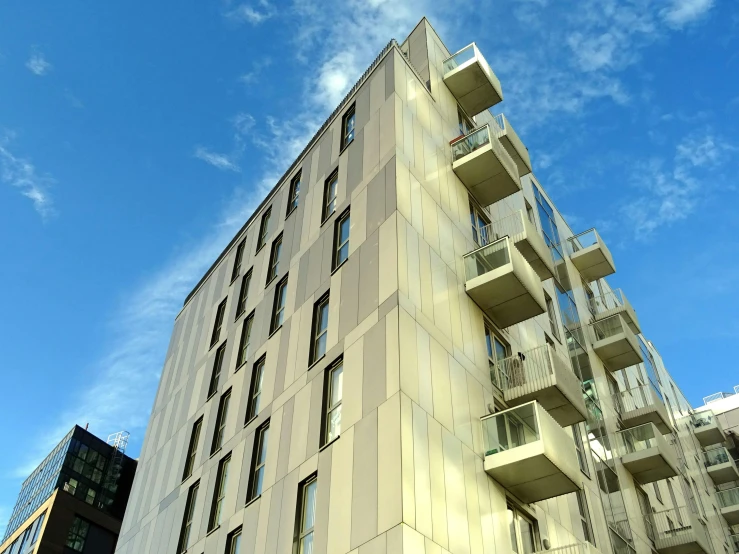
[613, 423, 678, 484]
[442, 43, 503, 115]
[718, 487, 739, 525]
[616, 383, 672, 434]
[588, 288, 640, 334]
[567, 229, 615, 281]
[691, 410, 726, 447]
[703, 447, 739, 484]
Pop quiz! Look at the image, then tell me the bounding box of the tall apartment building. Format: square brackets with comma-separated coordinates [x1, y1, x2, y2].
[113, 18, 738, 554]
[1, 426, 137, 554]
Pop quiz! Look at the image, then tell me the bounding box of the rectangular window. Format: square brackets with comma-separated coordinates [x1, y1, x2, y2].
[247, 423, 269, 502]
[323, 361, 343, 445]
[296, 476, 317, 554]
[211, 389, 231, 454]
[270, 277, 288, 333]
[576, 489, 595, 545]
[65, 516, 90, 552]
[30, 512, 45, 544]
[256, 207, 271, 252]
[545, 293, 560, 341]
[287, 171, 301, 215]
[182, 417, 203, 480]
[457, 106, 474, 136]
[231, 239, 246, 282]
[310, 294, 330, 364]
[236, 312, 254, 369]
[211, 298, 227, 348]
[341, 104, 356, 150]
[469, 201, 491, 246]
[572, 423, 590, 477]
[653, 482, 663, 504]
[525, 200, 536, 228]
[177, 481, 199, 553]
[207, 343, 227, 398]
[226, 527, 242, 554]
[236, 270, 252, 318]
[322, 171, 339, 222]
[333, 210, 350, 269]
[267, 233, 283, 284]
[246, 357, 266, 423]
[208, 454, 231, 531]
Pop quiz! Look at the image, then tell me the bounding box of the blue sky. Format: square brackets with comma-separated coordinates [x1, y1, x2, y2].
[1, 0, 737, 534]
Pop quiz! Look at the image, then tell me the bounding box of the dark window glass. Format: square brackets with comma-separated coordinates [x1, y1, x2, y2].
[270, 278, 288, 333]
[177, 481, 199, 553]
[182, 418, 203, 480]
[310, 295, 330, 364]
[226, 527, 242, 554]
[246, 358, 266, 423]
[323, 361, 343, 445]
[248, 424, 269, 502]
[341, 105, 356, 150]
[208, 343, 227, 398]
[210, 299, 227, 348]
[30, 512, 45, 544]
[256, 208, 271, 251]
[287, 172, 301, 215]
[231, 239, 246, 282]
[236, 313, 254, 369]
[208, 455, 231, 531]
[236, 270, 252, 318]
[322, 171, 339, 222]
[65, 517, 90, 552]
[333, 211, 350, 269]
[211, 389, 232, 454]
[267, 234, 283, 284]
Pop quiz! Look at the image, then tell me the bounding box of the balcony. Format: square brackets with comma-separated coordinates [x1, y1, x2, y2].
[490, 344, 587, 427]
[651, 507, 711, 554]
[588, 289, 641, 334]
[729, 534, 739, 553]
[704, 448, 739, 485]
[589, 314, 644, 372]
[615, 384, 672, 434]
[492, 114, 532, 177]
[614, 423, 678, 484]
[481, 401, 582, 503]
[442, 43, 503, 115]
[691, 411, 725, 447]
[452, 124, 521, 206]
[478, 211, 555, 280]
[533, 542, 604, 554]
[567, 229, 616, 282]
[464, 237, 546, 328]
[718, 487, 739, 525]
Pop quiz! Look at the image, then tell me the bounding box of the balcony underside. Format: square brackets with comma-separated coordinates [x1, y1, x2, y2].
[655, 533, 711, 554]
[592, 332, 643, 372]
[723, 505, 739, 525]
[570, 243, 615, 282]
[621, 446, 678, 484]
[498, 120, 532, 177]
[707, 461, 739, 485]
[622, 404, 672, 435]
[694, 424, 725, 447]
[453, 143, 521, 207]
[444, 58, 503, 115]
[512, 228, 555, 281]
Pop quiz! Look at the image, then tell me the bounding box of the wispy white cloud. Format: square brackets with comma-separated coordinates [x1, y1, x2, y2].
[25, 50, 52, 76]
[238, 57, 272, 85]
[0, 133, 55, 219]
[194, 146, 241, 172]
[226, 0, 274, 24]
[232, 112, 256, 135]
[661, 0, 715, 29]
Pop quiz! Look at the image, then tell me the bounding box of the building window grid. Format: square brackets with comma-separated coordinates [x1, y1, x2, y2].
[246, 358, 266, 423]
[177, 481, 199, 554]
[311, 295, 330, 365]
[208, 454, 231, 532]
[226, 527, 242, 554]
[236, 270, 252, 318]
[210, 299, 227, 348]
[322, 171, 339, 222]
[207, 343, 227, 398]
[236, 313, 254, 369]
[324, 361, 343, 445]
[182, 417, 203, 481]
[256, 208, 271, 252]
[211, 389, 232, 455]
[65, 516, 90, 552]
[271, 278, 288, 333]
[333, 211, 350, 269]
[267, 234, 283, 284]
[248, 423, 269, 502]
[287, 172, 301, 216]
[296, 477, 317, 554]
[341, 105, 356, 150]
[231, 239, 246, 282]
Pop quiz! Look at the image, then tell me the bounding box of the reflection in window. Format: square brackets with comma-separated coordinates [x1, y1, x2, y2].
[296, 477, 317, 554]
[65, 516, 90, 552]
[324, 361, 343, 444]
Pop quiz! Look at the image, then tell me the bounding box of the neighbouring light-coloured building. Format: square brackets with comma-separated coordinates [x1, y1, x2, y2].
[112, 18, 738, 554]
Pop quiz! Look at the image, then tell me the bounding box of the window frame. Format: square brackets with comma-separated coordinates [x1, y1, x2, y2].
[287, 171, 301, 217]
[576, 489, 595, 546]
[322, 170, 339, 223]
[340, 104, 356, 151]
[246, 356, 266, 424]
[236, 312, 254, 370]
[226, 527, 242, 554]
[211, 388, 232, 455]
[65, 516, 90, 553]
[310, 293, 330, 365]
[208, 453, 231, 532]
[469, 200, 491, 246]
[210, 298, 228, 348]
[332, 209, 351, 270]
[177, 480, 200, 554]
[236, 269, 252, 319]
[231, 239, 246, 283]
[544, 292, 561, 342]
[207, 342, 227, 399]
[270, 276, 288, 334]
[256, 207, 272, 252]
[322, 359, 344, 446]
[247, 421, 270, 503]
[266, 233, 283, 285]
[182, 417, 203, 481]
[295, 475, 318, 554]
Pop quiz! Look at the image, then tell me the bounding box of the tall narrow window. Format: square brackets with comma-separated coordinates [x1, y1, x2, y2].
[322, 171, 339, 222]
[177, 481, 199, 553]
[323, 361, 343, 444]
[296, 476, 317, 554]
[207, 343, 227, 398]
[572, 423, 590, 476]
[457, 106, 474, 136]
[270, 277, 288, 333]
[485, 325, 509, 389]
[231, 239, 246, 282]
[236, 312, 254, 369]
[469, 202, 491, 246]
[545, 293, 560, 341]
[576, 489, 595, 545]
[287, 171, 301, 216]
[210, 298, 227, 348]
[246, 357, 266, 423]
[333, 210, 350, 269]
[256, 207, 271, 252]
[211, 389, 231, 455]
[182, 417, 203, 480]
[236, 270, 252, 318]
[65, 517, 90, 552]
[267, 233, 283, 284]
[341, 104, 356, 150]
[525, 200, 536, 228]
[310, 294, 330, 364]
[248, 423, 269, 502]
[208, 454, 231, 532]
[653, 482, 663, 504]
[226, 527, 242, 554]
[30, 512, 45, 544]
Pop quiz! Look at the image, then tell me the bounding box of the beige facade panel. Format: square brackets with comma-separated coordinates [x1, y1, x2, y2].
[481, 402, 582, 504]
[442, 43, 503, 115]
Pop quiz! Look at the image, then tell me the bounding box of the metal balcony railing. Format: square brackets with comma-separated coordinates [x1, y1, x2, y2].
[490, 343, 572, 393]
[614, 423, 662, 457]
[589, 289, 628, 316]
[474, 212, 527, 248]
[693, 411, 717, 428]
[617, 383, 663, 414]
